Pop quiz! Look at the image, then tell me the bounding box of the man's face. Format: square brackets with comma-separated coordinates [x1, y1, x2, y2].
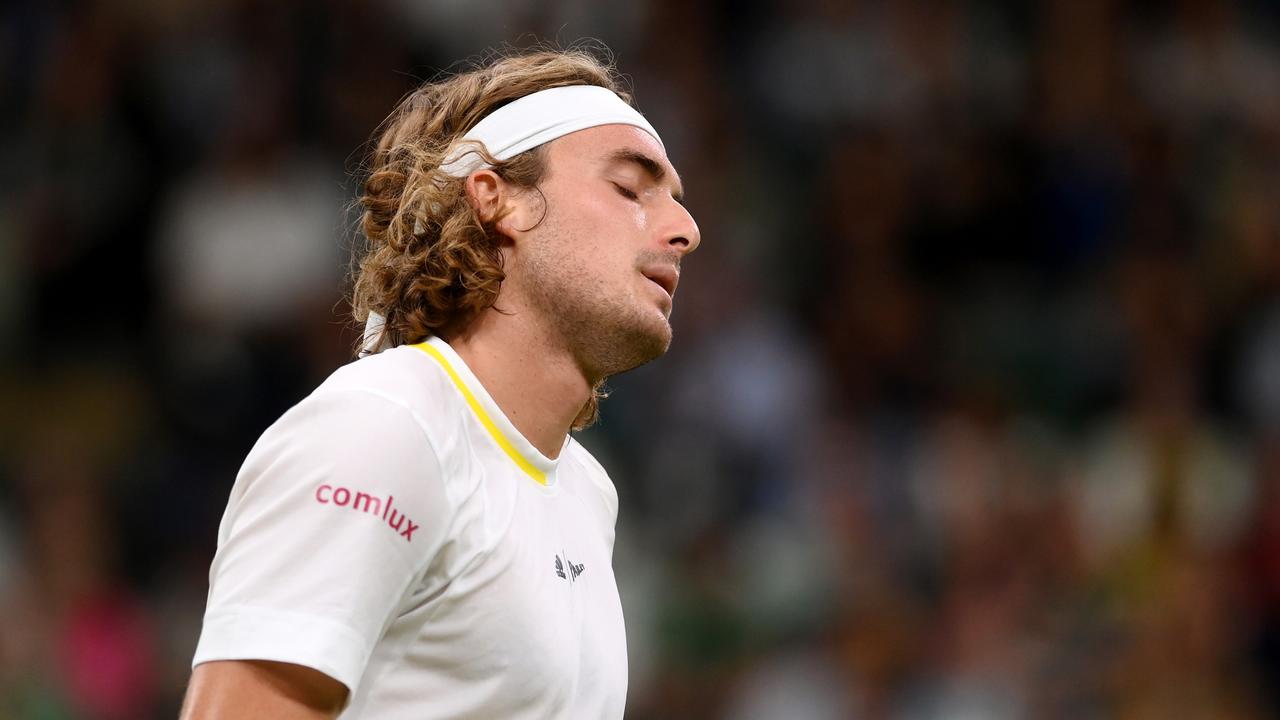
[508, 124, 701, 379]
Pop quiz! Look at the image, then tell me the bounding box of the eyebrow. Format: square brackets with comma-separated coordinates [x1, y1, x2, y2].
[607, 149, 685, 203]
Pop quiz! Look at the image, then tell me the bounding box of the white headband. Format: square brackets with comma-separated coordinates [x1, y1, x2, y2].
[361, 84, 662, 357]
[441, 84, 662, 177]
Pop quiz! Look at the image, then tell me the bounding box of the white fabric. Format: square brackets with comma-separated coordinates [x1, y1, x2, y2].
[193, 337, 628, 719]
[361, 311, 387, 356]
[361, 85, 662, 357]
[440, 84, 662, 178]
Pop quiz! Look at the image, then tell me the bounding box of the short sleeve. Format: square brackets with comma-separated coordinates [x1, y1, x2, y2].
[192, 387, 451, 694]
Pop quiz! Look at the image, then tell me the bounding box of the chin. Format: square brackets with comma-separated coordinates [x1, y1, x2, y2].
[628, 321, 672, 365]
[592, 316, 672, 378]
[640, 310, 674, 353]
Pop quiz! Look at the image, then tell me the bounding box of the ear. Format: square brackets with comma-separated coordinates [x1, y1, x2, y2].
[464, 169, 504, 223]
[465, 169, 538, 240]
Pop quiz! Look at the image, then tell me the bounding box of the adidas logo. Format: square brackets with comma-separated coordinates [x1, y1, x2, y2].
[554, 553, 585, 582]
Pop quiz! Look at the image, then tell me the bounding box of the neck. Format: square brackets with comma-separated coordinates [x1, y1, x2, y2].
[442, 306, 592, 460]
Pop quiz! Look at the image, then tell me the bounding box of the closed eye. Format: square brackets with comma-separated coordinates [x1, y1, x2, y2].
[612, 182, 639, 201]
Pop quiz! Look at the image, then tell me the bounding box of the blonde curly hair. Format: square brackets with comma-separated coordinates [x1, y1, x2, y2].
[351, 48, 627, 428]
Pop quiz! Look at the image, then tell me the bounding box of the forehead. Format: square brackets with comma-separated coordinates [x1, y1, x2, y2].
[546, 124, 680, 184]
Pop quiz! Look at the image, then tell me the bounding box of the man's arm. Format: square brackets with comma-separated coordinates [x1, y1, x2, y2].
[180, 660, 348, 720]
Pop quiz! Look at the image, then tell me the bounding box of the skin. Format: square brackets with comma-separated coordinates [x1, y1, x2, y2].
[181, 660, 347, 719]
[181, 123, 699, 717]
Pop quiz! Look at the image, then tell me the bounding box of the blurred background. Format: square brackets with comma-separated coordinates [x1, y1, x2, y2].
[2, 0, 1280, 717]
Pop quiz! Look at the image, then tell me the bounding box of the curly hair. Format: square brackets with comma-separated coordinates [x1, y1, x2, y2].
[351, 47, 627, 428]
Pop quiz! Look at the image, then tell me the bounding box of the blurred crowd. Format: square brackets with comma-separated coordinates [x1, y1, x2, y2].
[2, 0, 1280, 718]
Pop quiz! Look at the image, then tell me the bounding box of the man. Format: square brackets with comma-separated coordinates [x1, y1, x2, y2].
[180, 49, 699, 719]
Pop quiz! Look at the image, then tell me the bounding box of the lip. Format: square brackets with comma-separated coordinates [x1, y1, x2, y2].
[641, 265, 679, 299]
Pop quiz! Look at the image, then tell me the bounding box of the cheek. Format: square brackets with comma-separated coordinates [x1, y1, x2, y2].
[593, 199, 646, 240]
[539, 187, 647, 276]
[555, 182, 646, 233]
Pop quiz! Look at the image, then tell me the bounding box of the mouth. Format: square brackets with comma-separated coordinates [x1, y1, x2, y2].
[642, 265, 679, 299]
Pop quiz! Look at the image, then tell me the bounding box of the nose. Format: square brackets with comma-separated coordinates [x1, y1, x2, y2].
[662, 199, 701, 256]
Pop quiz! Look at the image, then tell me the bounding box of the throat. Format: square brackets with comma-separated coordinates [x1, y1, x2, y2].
[444, 326, 593, 459]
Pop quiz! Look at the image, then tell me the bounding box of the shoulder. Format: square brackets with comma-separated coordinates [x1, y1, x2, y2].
[316, 345, 461, 422]
[273, 345, 475, 459]
[234, 346, 467, 534]
[254, 348, 447, 470]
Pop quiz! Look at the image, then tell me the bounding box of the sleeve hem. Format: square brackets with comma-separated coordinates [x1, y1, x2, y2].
[192, 604, 372, 694]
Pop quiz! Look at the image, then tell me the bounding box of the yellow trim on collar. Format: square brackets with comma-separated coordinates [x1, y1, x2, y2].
[410, 342, 548, 486]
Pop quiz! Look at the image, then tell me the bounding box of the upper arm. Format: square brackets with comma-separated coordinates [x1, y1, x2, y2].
[180, 660, 347, 720]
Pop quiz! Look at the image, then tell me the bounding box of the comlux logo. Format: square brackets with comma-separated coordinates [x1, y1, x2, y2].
[315, 484, 420, 542]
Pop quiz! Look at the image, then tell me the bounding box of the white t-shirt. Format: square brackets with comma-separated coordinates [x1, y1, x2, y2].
[192, 336, 628, 719]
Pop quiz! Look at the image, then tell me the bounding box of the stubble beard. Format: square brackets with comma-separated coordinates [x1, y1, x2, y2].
[522, 247, 672, 383]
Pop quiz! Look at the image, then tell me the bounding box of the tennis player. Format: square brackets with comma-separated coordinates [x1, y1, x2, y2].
[180, 48, 699, 719]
